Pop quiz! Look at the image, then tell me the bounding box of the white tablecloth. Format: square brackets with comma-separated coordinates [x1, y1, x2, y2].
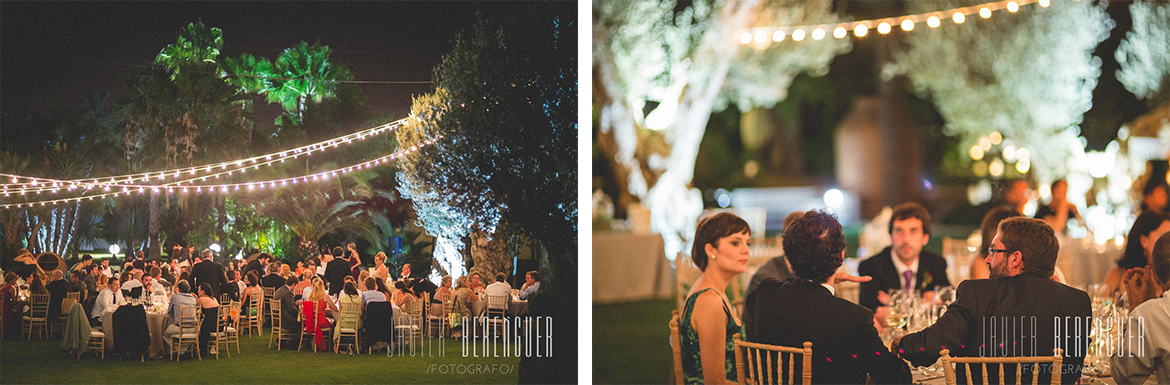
[592, 232, 673, 303]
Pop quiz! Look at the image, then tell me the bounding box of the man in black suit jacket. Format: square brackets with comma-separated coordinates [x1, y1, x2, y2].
[746, 210, 911, 384]
[858, 202, 950, 318]
[324, 246, 350, 296]
[244, 254, 267, 281]
[189, 250, 225, 297]
[274, 276, 301, 335]
[893, 217, 1091, 385]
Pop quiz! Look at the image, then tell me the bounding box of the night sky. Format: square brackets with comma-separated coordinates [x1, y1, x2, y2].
[1, 1, 576, 121]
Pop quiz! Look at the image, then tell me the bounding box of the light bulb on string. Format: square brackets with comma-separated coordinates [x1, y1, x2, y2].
[878, 22, 891, 34]
[1039, 0, 1049, 7]
[792, 29, 805, 41]
[901, 19, 914, 31]
[812, 28, 825, 40]
[928, 16, 941, 28]
[980, 7, 991, 18]
[1007, 2, 1019, 12]
[953, 12, 965, 24]
[833, 27, 846, 38]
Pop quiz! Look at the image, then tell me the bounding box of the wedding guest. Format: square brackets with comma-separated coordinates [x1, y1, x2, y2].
[680, 212, 750, 384]
[13, 249, 44, 280]
[99, 258, 113, 279]
[1004, 179, 1032, 216]
[372, 252, 389, 281]
[518, 271, 540, 300]
[468, 271, 485, 294]
[1035, 179, 1084, 233]
[485, 272, 512, 300]
[452, 275, 479, 320]
[747, 209, 909, 384]
[46, 270, 69, 321]
[190, 250, 225, 298]
[221, 270, 240, 303]
[858, 202, 950, 329]
[361, 277, 389, 307]
[68, 254, 93, 277]
[742, 211, 801, 335]
[437, 275, 454, 298]
[893, 217, 1091, 385]
[0, 272, 20, 339]
[1141, 182, 1168, 216]
[274, 276, 301, 335]
[91, 277, 124, 327]
[391, 281, 417, 308]
[969, 205, 1022, 280]
[195, 283, 219, 356]
[1111, 232, 1170, 384]
[302, 277, 337, 351]
[1101, 210, 1170, 296]
[294, 269, 314, 296]
[324, 247, 350, 296]
[347, 242, 362, 282]
[333, 280, 362, 343]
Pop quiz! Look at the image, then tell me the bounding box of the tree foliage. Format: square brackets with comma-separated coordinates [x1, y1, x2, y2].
[397, 10, 576, 383]
[892, 0, 1111, 182]
[1116, 1, 1170, 101]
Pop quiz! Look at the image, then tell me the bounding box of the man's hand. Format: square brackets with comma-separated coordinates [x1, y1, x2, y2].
[877, 290, 890, 306]
[873, 306, 888, 333]
[833, 272, 872, 284]
[890, 335, 904, 356]
[1125, 267, 1163, 310]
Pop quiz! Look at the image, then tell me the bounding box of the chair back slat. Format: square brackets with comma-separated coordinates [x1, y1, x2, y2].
[670, 310, 684, 385]
[29, 294, 50, 317]
[940, 348, 1064, 385]
[733, 333, 811, 385]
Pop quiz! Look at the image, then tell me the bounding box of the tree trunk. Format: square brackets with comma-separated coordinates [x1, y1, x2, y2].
[594, 0, 760, 259]
[148, 192, 161, 259]
[217, 195, 227, 245]
[877, 30, 921, 206]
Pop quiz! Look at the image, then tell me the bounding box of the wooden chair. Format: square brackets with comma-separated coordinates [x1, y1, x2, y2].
[212, 303, 234, 358]
[262, 287, 275, 326]
[168, 305, 202, 362]
[53, 291, 80, 337]
[483, 294, 508, 337]
[940, 348, 1064, 385]
[86, 329, 106, 360]
[394, 299, 423, 353]
[223, 301, 242, 354]
[427, 294, 454, 338]
[733, 333, 812, 385]
[219, 293, 229, 304]
[335, 302, 361, 354]
[669, 310, 684, 385]
[268, 299, 296, 350]
[240, 290, 263, 337]
[22, 293, 50, 340]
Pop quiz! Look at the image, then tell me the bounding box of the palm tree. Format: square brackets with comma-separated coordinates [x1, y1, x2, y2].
[225, 42, 345, 126]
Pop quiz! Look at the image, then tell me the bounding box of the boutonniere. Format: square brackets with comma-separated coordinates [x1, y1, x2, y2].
[920, 272, 933, 289]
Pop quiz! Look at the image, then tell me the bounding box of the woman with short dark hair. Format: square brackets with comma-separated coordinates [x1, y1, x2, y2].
[680, 212, 751, 384]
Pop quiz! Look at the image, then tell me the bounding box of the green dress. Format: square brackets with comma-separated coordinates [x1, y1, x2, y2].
[681, 288, 743, 385]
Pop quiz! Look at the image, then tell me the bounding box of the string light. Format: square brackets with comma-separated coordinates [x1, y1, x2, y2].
[2, 119, 405, 188]
[741, 0, 1051, 46]
[0, 136, 442, 210]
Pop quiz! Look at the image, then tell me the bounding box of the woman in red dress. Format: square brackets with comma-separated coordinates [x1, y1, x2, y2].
[301, 277, 337, 351]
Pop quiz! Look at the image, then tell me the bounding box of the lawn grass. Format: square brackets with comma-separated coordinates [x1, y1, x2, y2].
[0, 332, 520, 384]
[593, 299, 676, 384]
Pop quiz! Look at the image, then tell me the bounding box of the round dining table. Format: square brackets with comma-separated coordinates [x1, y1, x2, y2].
[467, 299, 528, 318]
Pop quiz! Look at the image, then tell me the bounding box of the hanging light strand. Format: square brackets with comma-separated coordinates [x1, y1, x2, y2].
[0, 136, 441, 210]
[739, 0, 1047, 45]
[1, 119, 406, 188]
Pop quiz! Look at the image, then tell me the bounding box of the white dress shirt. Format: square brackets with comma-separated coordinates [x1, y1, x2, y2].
[1112, 291, 1170, 385]
[891, 256, 919, 292]
[484, 282, 512, 306]
[92, 287, 125, 319]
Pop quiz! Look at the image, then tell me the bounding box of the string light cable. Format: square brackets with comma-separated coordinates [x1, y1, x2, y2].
[1, 118, 406, 189]
[0, 136, 441, 210]
[739, 0, 1050, 45]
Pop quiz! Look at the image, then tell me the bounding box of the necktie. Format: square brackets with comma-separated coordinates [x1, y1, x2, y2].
[903, 270, 914, 291]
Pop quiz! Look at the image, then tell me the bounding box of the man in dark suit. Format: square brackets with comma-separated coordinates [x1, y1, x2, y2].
[244, 254, 267, 281]
[746, 209, 911, 384]
[324, 246, 350, 296]
[893, 217, 1092, 385]
[858, 202, 950, 326]
[274, 276, 301, 344]
[261, 263, 285, 288]
[189, 250, 225, 298]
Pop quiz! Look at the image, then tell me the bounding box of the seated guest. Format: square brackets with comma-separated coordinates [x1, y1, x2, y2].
[893, 217, 1091, 385]
[452, 276, 480, 320]
[400, 263, 413, 282]
[742, 212, 802, 335]
[518, 271, 541, 300]
[28, 272, 48, 295]
[302, 277, 337, 351]
[99, 258, 113, 279]
[361, 277, 389, 307]
[274, 276, 301, 334]
[1112, 232, 1170, 384]
[747, 210, 910, 384]
[294, 269, 314, 296]
[221, 270, 240, 303]
[46, 270, 69, 321]
[333, 280, 363, 343]
[91, 277, 124, 327]
[240, 272, 262, 317]
[68, 270, 87, 301]
[391, 281, 417, 308]
[121, 269, 143, 292]
[143, 271, 166, 298]
[437, 275, 454, 298]
[1, 272, 20, 339]
[858, 202, 950, 330]
[1034, 179, 1084, 234]
[484, 272, 512, 300]
[969, 206, 1022, 280]
[374, 278, 393, 305]
[261, 263, 285, 288]
[164, 280, 198, 338]
[679, 212, 751, 384]
[1101, 210, 1170, 296]
[148, 266, 169, 289]
[358, 270, 371, 291]
[84, 265, 99, 297]
[468, 272, 485, 294]
[195, 283, 219, 356]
